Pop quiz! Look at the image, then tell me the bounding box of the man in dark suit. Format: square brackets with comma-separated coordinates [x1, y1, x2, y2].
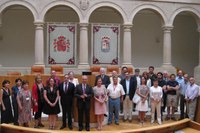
[148, 66, 157, 86]
[75, 75, 93, 131]
[59, 74, 75, 130]
[94, 67, 110, 88]
[120, 72, 137, 122]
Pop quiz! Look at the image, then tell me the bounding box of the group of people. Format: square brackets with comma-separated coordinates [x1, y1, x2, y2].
[0, 66, 199, 131]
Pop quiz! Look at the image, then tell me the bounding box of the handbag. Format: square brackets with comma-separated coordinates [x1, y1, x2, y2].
[132, 93, 140, 104]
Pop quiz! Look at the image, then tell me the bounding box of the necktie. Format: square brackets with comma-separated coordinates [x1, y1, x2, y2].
[83, 84, 86, 94]
[65, 83, 68, 93]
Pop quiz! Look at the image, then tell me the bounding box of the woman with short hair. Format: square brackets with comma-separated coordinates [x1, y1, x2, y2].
[17, 80, 32, 127]
[1, 80, 13, 124]
[11, 78, 22, 125]
[150, 79, 163, 125]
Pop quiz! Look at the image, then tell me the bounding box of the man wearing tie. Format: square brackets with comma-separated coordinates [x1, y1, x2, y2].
[59, 74, 75, 130]
[75, 75, 93, 131]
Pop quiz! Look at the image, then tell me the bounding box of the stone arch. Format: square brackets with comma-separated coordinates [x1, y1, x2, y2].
[85, 2, 127, 23]
[130, 4, 167, 25]
[0, 0, 38, 21]
[169, 7, 200, 26]
[171, 7, 200, 76]
[40, 1, 81, 22]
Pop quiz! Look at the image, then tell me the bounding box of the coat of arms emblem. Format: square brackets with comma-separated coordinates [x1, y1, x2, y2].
[53, 36, 70, 52]
[101, 36, 110, 52]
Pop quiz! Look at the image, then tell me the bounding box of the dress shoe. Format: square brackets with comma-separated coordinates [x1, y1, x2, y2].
[34, 125, 39, 128]
[123, 119, 127, 122]
[104, 114, 108, 117]
[179, 118, 184, 121]
[79, 127, 83, 131]
[165, 116, 170, 121]
[171, 117, 177, 121]
[60, 125, 66, 129]
[86, 127, 90, 131]
[128, 119, 132, 123]
[38, 123, 45, 127]
[14, 123, 19, 126]
[115, 122, 119, 125]
[69, 125, 73, 130]
[107, 122, 111, 125]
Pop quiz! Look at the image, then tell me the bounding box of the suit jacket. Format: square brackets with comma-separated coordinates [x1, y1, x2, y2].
[120, 76, 137, 100]
[74, 83, 93, 109]
[94, 75, 110, 88]
[58, 82, 75, 106]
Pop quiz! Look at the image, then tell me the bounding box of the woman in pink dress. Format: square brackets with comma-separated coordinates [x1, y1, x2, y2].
[93, 77, 107, 130]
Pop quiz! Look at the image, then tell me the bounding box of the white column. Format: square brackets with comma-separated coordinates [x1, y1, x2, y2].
[0, 13, 2, 67]
[34, 20, 44, 66]
[162, 25, 174, 67]
[122, 24, 133, 67]
[161, 25, 176, 74]
[194, 27, 200, 84]
[78, 23, 89, 68]
[197, 28, 200, 66]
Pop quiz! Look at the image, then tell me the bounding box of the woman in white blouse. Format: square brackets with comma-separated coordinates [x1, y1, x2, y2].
[150, 79, 163, 125]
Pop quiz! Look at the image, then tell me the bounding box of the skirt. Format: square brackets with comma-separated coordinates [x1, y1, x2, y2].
[136, 100, 148, 112]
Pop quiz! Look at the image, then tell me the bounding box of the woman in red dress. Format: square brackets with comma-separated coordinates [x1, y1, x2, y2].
[32, 75, 45, 128]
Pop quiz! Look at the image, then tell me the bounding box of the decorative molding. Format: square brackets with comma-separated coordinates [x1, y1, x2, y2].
[80, 0, 89, 10]
[48, 56, 56, 64]
[111, 57, 118, 65]
[93, 56, 100, 64]
[67, 57, 75, 64]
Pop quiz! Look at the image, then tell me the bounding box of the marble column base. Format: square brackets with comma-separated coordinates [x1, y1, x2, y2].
[160, 64, 176, 74]
[33, 64, 45, 67]
[194, 65, 200, 84]
[121, 63, 133, 68]
[78, 63, 90, 69]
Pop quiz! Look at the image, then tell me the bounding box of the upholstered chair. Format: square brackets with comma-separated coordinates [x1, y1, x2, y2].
[90, 66, 101, 75]
[31, 66, 44, 75]
[50, 65, 64, 75]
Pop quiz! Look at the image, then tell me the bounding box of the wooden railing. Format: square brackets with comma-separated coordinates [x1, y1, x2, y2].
[1, 119, 200, 133]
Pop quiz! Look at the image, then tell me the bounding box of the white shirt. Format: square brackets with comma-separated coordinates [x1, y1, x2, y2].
[63, 82, 68, 91]
[185, 83, 199, 100]
[136, 76, 141, 88]
[125, 79, 130, 94]
[110, 77, 121, 84]
[69, 78, 79, 87]
[150, 86, 163, 100]
[146, 79, 151, 88]
[199, 86, 200, 96]
[107, 83, 125, 99]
